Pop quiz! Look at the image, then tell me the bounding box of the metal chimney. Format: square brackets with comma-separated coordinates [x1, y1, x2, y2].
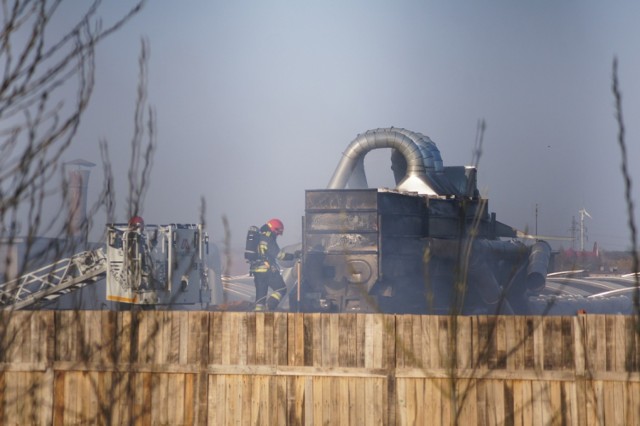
[65, 159, 95, 240]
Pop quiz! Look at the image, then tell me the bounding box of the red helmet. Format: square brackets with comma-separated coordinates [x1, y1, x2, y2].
[128, 216, 144, 230]
[266, 218, 284, 236]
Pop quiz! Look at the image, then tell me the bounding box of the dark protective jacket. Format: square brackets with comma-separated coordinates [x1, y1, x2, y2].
[249, 225, 294, 273]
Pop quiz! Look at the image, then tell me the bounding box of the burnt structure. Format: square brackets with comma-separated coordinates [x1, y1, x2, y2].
[296, 128, 551, 314]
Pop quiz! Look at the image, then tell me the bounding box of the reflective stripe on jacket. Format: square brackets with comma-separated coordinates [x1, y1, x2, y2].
[249, 229, 293, 273]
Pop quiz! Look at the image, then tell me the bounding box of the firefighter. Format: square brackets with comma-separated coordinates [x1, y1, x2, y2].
[250, 218, 297, 311]
[126, 216, 150, 289]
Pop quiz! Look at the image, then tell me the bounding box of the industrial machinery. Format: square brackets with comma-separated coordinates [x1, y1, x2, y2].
[293, 128, 553, 314]
[0, 223, 214, 310]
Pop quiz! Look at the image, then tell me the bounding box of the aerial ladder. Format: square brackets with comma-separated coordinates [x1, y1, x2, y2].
[0, 250, 107, 310]
[0, 223, 214, 310]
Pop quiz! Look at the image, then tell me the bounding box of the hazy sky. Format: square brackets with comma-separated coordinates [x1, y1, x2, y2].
[62, 1, 640, 253]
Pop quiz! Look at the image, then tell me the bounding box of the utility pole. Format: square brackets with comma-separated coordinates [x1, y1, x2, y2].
[579, 208, 592, 252]
[569, 216, 578, 250]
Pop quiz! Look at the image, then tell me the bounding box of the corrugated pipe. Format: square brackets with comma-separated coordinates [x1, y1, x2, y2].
[327, 128, 438, 196]
[389, 128, 453, 194]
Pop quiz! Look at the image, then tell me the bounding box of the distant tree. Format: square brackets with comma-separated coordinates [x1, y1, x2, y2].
[0, 0, 145, 280]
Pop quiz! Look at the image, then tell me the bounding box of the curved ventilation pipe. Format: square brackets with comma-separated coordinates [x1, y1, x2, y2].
[327, 128, 438, 196]
[390, 128, 450, 194]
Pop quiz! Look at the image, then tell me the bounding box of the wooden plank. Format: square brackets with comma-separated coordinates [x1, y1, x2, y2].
[364, 377, 375, 426]
[245, 311, 256, 365]
[383, 315, 396, 371]
[605, 316, 616, 372]
[561, 316, 574, 371]
[521, 379, 533, 426]
[456, 378, 477, 426]
[396, 377, 407, 425]
[52, 373, 66, 425]
[339, 313, 356, 368]
[573, 316, 586, 376]
[631, 381, 640, 426]
[264, 312, 275, 365]
[503, 379, 515, 426]
[268, 374, 278, 425]
[457, 316, 472, 370]
[209, 312, 223, 365]
[595, 315, 607, 373]
[227, 312, 241, 365]
[543, 317, 560, 371]
[504, 316, 517, 371]
[238, 313, 249, 366]
[209, 374, 225, 425]
[394, 315, 406, 369]
[356, 314, 366, 368]
[276, 376, 288, 425]
[302, 313, 314, 367]
[532, 316, 544, 371]
[523, 317, 535, 370]
[442, 377, 453, 426]
[288, 313, 305, 367]
[548, 380, 561, 426]
[167, 312, 179, 364]
[416, 378, 427, 426]
[603, 380, 616, 426]
[328, 314, 339, 367]
[322, 374, 332, 425]
[228, 374, 241, 425]
[624, 316, 638, 371]
[186, 312, 196, 365]
[411, 315, 425, 370]
[117, 312, 132, 364]
[614, 380, 625, 426]
[88, 371, 100, 423]
[512, 380, 523, 426]
[363, 315, 375, 369]
[250, 374, 261, 425]
[434, 378, 445, 426]
[183, 373, 195, 425]
[438, 316, 450, 371]
[274, 312, 288, 366]
[54, 312, 67, 362]
[584, 315, 597, 374]
[421, 315, 435, 370]
[496, 317, 507, 370]
[531, 380, 542, 426]
[376, 377, 386, 426]
[312, 376, 323, 425]
[286, 376, 302, 424]
[478, 316, 494, 370]
[338, 373, 349, 425]
[614, 315, 626, 373]
[173, 373, 186, 424]
[348, 376, 358, 426]
[321, 314, 330, 368]
[135, 311, 148, 364]
[0, 371, 6, 422]
[488, 379, 504, 426]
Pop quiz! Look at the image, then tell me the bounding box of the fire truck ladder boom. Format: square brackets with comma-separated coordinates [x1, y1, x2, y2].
[0, 250, 107, 311]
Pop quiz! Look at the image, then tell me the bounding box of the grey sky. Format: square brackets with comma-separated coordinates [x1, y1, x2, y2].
[64, 1, 640, 254]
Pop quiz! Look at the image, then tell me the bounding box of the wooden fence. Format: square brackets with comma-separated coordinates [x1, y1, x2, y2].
[0, 311, 639, 425]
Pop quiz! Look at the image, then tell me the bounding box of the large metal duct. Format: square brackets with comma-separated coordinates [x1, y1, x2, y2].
[390, 128, 452, 194]
[327, 128, 438, 196]
[395, 129, 443, 172]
